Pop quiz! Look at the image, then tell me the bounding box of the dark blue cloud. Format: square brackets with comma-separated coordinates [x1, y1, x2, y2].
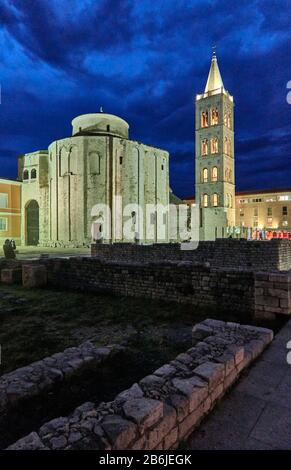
[0, 0, 290, 197]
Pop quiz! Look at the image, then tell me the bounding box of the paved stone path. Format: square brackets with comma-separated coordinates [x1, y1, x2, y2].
[187, 319, 291, 450]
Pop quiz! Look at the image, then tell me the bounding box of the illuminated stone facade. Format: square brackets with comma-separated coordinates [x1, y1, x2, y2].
[18, 113, 170, 247]
[195, 53, 235, 240]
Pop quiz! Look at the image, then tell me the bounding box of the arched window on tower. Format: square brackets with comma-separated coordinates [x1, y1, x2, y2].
[202, 168, 208, 183]
[201, 139, 208, 156]
[211, 137, 218, 154]
[203, 194, 208, 208]
[211, 108, 219, 125]
[201, 110, 209, 128]
[224, 113, 228, 127]
[31, 168, 37, 179]
[211, 166, 218, 182]
[23, 170, 29, 181]
[212, 193, 218, 207]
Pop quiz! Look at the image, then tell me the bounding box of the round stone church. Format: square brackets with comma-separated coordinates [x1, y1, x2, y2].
[19, 112, 170, 247]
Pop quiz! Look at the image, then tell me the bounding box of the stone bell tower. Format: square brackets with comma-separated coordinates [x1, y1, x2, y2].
[195, 51, 235, 240]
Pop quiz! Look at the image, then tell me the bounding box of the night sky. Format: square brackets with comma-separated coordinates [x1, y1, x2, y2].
[0, 0, 290, 198]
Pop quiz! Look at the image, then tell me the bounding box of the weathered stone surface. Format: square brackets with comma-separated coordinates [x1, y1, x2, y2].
[1, 268, 22, 285]
[7, 432, 46, 450]
[101, 415, 137, 449]
[123, 398, 163, 431]
[193, 362, 225, 391]
[6, 319, 273, 451]
[22, 264, 47, 288]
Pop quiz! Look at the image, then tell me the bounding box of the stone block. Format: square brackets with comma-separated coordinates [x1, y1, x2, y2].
[147, 405, 176, 449]
[22, 264, 47, 288]
[101, 415, 138, 450]
[163, 427, 178, 450]
[7, 432, 47, 450]
[1, 268, 22, 285]
[167, 393, 189, 422]
[123, 398, 163, 433]
[193, 362, 225, 391]
[226, 345, 244, 365]
[192, 324, 213, 341]
[172, 376, 208, 412]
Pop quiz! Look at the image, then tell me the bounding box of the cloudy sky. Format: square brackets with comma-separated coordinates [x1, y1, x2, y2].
[0, 0, 290, 197]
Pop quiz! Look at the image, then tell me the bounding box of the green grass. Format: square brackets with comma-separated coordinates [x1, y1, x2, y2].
[0, 285, 212, 374]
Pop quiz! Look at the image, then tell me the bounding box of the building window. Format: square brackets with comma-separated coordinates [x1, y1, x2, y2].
[0, 193, 8, 208]
[211, 137, 218, 154]
[23, 170, 29, 180]
[211, 108, 219, 125]
[107, 125, 110, 132]
[31, 168, 37, 179]
[227, 193, 233, 208]
[202, 168, 208, 183]
[253, 220, 258, 228]
[211, 166, 218, 182]
[131, 211, 137, 224]
[227, 112, 231, 128]
[203, 194, 208, 207]
[89, 151, 101, 175]
[267, 217, 273, 226]
[283, 220, 288, 226]
[201, 139, 208, 156]
[254, 208, 258, 217]
[201, 110, 209, 128]
[283, 206, 288, 216]
[240, 208, 244, 217]
[267, 207, 272, 216]
[212, 193, 218, 207]
[161, 164, 164, 170]
[0, 217, 8, 231]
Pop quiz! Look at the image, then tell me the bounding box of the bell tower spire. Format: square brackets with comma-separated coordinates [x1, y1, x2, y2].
[204, 49, 224, 93]
[195, 52, 236, 240]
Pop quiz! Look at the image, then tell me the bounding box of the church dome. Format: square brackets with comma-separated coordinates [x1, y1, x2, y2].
[71, 113, 129, 138]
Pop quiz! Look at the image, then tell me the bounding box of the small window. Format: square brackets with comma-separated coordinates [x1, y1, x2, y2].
[79, 127, 82, 133]
[23, 170, 29, 180]
[240, 208, 244, 217]
[0, 193, 8, 208]
[267, 217, 273, 226]
[0, 217, 8, 231]
[107, 125, 110, 132]
[161, 164, 164, 170]
[211, 137, 218, 154]
[267, 207, 272, 216]
[201, 110, 209, 128]
[211, 108, 219, 125]
[202, 168, 208, 183]
[212, 193, 218, 207]
[120, 156, 123, 165]
[203, 194, 208, 208]
[131, 211, 136, 224]
[31, 168, 37, 179]
[211, 166, 218, 182]
[201, 139, 208, 156]
[283, 206, 288, 216]
[254, 208, 258, 217]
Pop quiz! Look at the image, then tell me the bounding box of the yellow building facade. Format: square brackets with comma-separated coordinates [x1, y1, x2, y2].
[0, 178, 22, 246]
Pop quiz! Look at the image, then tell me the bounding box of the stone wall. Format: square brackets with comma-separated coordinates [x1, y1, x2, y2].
[43, 258, 255, 314]
[255, 272, 291, 319]
[91, 238, 291, 271]
[8, 319, 273, 450]
[0, 342, 122, 414]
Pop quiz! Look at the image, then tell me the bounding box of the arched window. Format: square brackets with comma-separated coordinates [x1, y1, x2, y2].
[23, 170, 29, 180]
[212, 193, 218, 207]
[201, 110, 209, 128]
[226, 193, 232, 208]
[211, 108, 219, 125]
[212, 166, 218, 182]
[211, 137, 218, 154]
[224, 113, 228, 126]
[202, 168, 208, 183]
[89, 151, 100, 175]
[201, 139, 208, 156]
[31, 168, 37, 179]
[203, 194, 208, 208]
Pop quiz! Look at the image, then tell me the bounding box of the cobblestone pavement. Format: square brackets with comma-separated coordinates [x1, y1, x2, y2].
[187, 319, 291, 450]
